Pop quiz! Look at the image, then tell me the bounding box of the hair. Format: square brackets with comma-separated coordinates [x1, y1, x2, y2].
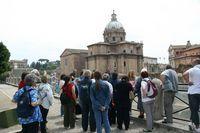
[60, 74, 66, 80]
[41, 76, 48, 83]
[121, 75, 129, 82]
[94, 71, 102, 90]
[80, 70, 84, 76]
[83, 70, 91, 78]
[21, 72, 29, 80]
[166, 64, 172, 70]
[128, 70, 135, 80]
[141, 71, 149, 78]
[63, 75, 71, 87]
[102, 73, 110, 81]
[193, 59, 200, 66]
[25, 74, 36, 86]
[31, 69, 40, 76]
[111, 72, 118, 80]
[91, 70, 96, 79]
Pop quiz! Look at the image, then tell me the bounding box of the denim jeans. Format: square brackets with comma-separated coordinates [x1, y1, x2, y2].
[93, 109, 110, 133]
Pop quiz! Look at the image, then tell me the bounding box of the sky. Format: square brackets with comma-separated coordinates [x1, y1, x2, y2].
[0, 0, 200, 64]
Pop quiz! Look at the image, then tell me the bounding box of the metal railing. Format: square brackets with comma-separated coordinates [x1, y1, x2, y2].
[131, 84, 192, 122]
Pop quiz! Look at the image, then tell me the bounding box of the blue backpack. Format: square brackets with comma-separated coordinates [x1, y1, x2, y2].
[16, 87, 34, 118]
[79, 78, 92, 101]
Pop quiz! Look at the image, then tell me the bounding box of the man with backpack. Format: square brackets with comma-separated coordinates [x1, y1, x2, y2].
[12, 74, 43, 133]
[161, 65, 178, 124]
[77, 70, 96, 132]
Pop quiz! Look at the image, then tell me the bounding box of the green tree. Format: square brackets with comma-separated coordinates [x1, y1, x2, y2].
[30, 61, 36, 68]
[0, 42, 10, 75]
[35, 62, 41, 70]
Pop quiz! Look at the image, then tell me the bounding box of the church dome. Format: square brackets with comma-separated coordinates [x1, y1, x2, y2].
[105, 20, 123, 30]
[105, 11, 124, 30]
[103, 11, 126, 43]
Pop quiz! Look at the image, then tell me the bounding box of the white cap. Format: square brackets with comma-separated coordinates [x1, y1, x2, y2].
[141, 68, 147, 73]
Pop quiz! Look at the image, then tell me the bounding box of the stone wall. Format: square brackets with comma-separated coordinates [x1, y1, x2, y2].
[60, 53, 87, 75]
[6, 77, 21, 86]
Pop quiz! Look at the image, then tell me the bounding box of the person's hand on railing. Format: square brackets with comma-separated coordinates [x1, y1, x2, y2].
[188, 82, 193, 86]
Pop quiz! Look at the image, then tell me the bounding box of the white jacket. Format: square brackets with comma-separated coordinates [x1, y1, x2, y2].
[38, 83, 54, 109]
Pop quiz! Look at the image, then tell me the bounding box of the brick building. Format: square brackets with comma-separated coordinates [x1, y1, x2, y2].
[169, 41, 200, 69]
[60, 49, 88, 75]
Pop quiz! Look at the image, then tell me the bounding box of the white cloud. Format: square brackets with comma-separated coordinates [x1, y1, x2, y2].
[0, 0, 200, 64]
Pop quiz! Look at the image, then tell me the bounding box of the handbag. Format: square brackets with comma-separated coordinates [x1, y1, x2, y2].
[129, 91, 135, 101]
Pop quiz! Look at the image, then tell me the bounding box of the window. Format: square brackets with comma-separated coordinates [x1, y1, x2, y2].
[114, 62, 116, 67]
[108, 51, 110, 53]
[131, 50, 133, 53]
[121, 37, 123, 41]
[90, 51, 93, 55]
[123, 50, 126, 53]
[106, 37, 108, 42]
[112, 37, 115, 41]
[124, 61, 126, 67]
[65, 59, 67, 66]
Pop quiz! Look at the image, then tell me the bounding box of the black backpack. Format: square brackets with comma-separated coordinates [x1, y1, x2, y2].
[16, 87, 34, 118]
[60, 92, 71, 105]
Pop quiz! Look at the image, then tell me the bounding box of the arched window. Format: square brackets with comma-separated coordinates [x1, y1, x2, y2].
[90, 51, 93, 55]
[112, 37, 116, 41]
[106, 37, 108, 42]
[114, 62, 116, 67]
[124, 61, 126, 67]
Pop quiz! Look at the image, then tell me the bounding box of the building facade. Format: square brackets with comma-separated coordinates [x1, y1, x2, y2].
[10, 59, 28, 69]
[86, 12, 143, 75]
[60, 49, 88, 75]
[143, 56, 166, 74]
[169, 41, 200, 69]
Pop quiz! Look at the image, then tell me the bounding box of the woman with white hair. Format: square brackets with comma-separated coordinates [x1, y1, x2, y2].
[38, 76, 54, 133]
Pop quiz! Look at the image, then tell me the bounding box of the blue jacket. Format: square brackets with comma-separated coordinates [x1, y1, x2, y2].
[90, 80, 111, 111]
[134, 77, 142, 98]
[12, 86, 43, 125]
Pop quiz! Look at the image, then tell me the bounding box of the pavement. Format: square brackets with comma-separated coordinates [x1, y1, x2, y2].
[0, 84, 191, 133]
